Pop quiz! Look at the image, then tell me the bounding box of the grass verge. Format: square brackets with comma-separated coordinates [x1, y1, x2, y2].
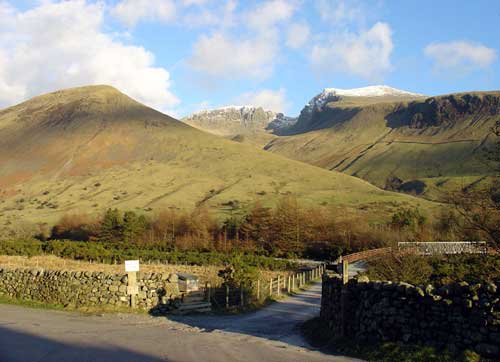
[0, 294, 143, 315]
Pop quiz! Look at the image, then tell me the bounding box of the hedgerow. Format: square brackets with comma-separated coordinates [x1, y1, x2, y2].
[0, 239, 295, 270]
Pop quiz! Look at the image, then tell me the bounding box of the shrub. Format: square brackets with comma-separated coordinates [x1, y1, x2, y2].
[365, 254, 500, 286]
[391, 208, 427, 231]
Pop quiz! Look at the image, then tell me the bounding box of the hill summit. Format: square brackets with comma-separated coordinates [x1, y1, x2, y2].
[0, 85, 426, 228]
[320, 85, 423, 98]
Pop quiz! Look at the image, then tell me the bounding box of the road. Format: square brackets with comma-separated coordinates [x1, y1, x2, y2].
[0, 282, 362, 362]
[349, 260, 367, 278]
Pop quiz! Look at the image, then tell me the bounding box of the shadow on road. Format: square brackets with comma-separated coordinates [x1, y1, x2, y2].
[157, 282, 324, 351]
[0, 326, 167, 362]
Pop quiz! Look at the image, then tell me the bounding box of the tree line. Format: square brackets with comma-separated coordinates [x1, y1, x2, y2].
[33, 196, 492, 260]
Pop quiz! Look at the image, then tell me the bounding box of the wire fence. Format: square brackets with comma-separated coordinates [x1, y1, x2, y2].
[204, 264, 326, 310]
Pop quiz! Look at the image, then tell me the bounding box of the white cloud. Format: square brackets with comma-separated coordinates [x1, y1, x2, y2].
[0, 0, 179, 111]
[182, 0, 236, 28]
[111, 0, 176, 27]
[315, 0, 365, 26]
[286, 22, 310, 49]
[187, 0, 300, 82]
[188, 31, 278, 80]
[246, 0, 296, 30]
[425, 41, 497, 73]
[182, 0, 209, 6]
[236, 88, 288, 112]
[311, 22, 393, 80]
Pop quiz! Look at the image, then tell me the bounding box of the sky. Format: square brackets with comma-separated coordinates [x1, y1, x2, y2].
[0, 0, 499, 117]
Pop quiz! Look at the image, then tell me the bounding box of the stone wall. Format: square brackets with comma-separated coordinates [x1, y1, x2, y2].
[0, 267, 181, 312]
[321, 274, 500, 358]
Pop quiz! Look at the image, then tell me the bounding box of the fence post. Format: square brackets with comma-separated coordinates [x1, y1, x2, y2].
[342, 259, 349, 285]
[287, 276, 291, 293]
[206, 282, 211, 303]
[240, 286, 244, 307]
[277, 275, 281, 296]
[225, 285, 229, 309]
[269, 279, 273, 297]
[257, 279, 261, 300]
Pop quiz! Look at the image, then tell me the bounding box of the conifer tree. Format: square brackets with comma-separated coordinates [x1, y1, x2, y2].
[99, 208, 122, 242]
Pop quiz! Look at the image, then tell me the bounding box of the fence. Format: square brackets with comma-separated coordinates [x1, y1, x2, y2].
[205, 264, 325, 309]
[337, 241, 490, 284]
[397, 241, 488, 255]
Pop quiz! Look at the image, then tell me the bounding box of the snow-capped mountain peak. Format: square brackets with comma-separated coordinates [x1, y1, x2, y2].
[322, 85, 422, 98]
[307, 85, 423, 111]
[190, 105, 257, 116]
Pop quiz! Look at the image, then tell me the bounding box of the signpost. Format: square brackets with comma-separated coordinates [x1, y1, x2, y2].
[125, 260, 139, 272]
[125, 260, 139, 308]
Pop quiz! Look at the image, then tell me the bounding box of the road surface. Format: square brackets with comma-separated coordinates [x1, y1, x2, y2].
[0, 282, 362, 362]
[349, 260, 367, 278]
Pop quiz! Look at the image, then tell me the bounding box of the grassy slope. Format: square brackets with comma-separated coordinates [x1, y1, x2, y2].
[0, 86, 433, 230]
[265, 93, 498, 200]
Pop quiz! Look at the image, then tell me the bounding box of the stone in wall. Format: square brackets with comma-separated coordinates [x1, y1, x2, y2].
[321, 274, 500, 358]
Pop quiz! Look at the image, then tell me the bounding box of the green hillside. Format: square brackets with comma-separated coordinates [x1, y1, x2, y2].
[265, 92, 499, 200]
[0, 86, 432, 232]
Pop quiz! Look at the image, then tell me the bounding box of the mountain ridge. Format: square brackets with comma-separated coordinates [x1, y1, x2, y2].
[264, 90, 500, 199]
[0, 85, 429, 229]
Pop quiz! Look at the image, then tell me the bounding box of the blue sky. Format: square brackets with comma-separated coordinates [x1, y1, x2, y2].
[1, 0, 499, 117]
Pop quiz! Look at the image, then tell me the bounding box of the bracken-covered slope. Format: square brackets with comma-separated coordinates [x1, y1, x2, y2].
[0, 85, 431, 227]
[265, 91, 500, 199]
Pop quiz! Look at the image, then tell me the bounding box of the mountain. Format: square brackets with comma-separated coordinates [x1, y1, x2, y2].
[182, 106, 296, 146]
[265, 88, 499, 200]
[317, 85, 423, 98]
[284, 86, 424, 135]
[0, 85, 429, 230]
[183, 106, 275, 136]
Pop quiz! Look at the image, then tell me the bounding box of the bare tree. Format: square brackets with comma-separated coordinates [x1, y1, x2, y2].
[450, 120, 500, 250]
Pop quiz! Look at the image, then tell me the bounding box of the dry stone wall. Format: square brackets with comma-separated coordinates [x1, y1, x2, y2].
[321, 274, 500, 358]
[0, 267, 180, 311]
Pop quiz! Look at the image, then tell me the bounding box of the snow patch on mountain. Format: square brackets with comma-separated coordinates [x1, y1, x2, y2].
[307, 85, 424, 111]
[192, 105, 257, 116]
[183, 106, 297, 134]
[323, 85, 422, 98]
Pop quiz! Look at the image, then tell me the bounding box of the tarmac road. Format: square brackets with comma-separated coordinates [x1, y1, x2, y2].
[0, 282, 362, 362]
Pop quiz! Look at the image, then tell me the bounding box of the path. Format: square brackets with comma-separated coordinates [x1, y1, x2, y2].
[0, 283, 363, 362]
[348, 260, 367, 278]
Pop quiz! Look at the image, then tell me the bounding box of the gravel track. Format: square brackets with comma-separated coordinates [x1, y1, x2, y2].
[0, 282, 363, 362]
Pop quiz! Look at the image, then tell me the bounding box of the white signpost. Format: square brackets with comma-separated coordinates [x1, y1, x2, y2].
[125, 260, 140, 307]
[125, 260, 140, 272]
